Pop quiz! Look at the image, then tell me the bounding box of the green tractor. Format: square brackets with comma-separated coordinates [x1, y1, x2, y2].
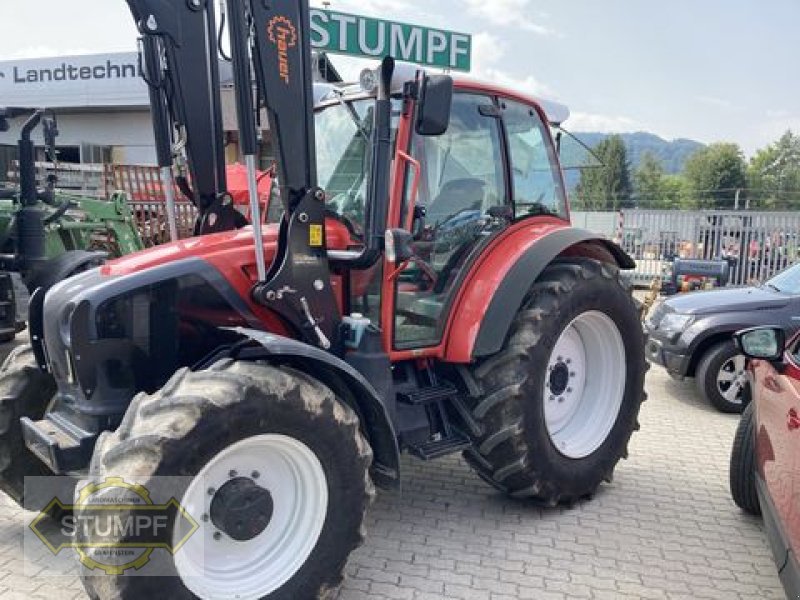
[0, 108, 145, 342]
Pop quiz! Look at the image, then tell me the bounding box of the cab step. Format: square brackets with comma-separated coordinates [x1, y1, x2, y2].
[406, 432, 472, 460]
[398, 383, 458, 406]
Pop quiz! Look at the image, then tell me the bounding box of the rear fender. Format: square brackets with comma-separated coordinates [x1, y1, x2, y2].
[449, 226, 634, 361]
[220, 328, 401, 490]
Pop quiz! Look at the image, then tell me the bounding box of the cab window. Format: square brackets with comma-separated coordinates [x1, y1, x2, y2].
[503, 100, 568, 219]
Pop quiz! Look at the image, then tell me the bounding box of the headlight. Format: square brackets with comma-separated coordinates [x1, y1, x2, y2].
[658, 313, 693, 336]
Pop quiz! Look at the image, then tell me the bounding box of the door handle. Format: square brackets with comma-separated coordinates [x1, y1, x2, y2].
[789, 408, 800, 431]
[765, 375, 783, 393]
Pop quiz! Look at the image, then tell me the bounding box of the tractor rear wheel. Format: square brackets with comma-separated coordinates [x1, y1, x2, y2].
[463, 258, 647, 504]
[0, 345, 57, 508]
[78, 359, 374, 600]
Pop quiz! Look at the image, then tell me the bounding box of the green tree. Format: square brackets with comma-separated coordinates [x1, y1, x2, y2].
[574, 135, 632, 210]
[633, 152, 666, 208]
[661, 174, 693, 209]
[747, 130, 800, 209]
[683, 143, 747, 208]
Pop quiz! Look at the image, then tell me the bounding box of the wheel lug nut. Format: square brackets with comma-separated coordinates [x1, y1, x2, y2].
[213, 532, 222, 541]
[207, 487, 215, 496]
[558, 397, 565, 403]
[201, 514, 209, 522]
[567, 388, 573, 393]
[566, 359, 572, 365]
[251, 471, 260, 479]
[549, 396, 556, 402]
[229, 470, 238, 479]
[570, 372, 576, 378]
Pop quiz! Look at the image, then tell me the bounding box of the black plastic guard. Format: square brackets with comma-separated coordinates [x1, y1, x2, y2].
[220, 327, 401, 490]
[28, 287, 47, 370]
[27, 250, 106, 293]
[473, 228, 634, 358]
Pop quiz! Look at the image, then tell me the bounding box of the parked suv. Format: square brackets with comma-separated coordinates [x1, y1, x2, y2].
[730, 327, 800, 599]
[645, 262, 800, 413]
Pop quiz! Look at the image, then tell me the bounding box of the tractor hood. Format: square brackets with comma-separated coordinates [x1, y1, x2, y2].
[101, 220, 353, 279]
[663, 285, 791, 316]
[101, 226, 282, 278]
[35, 218, 352, 419]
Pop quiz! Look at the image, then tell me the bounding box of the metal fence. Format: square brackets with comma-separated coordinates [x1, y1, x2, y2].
[573, 209, 800, 287]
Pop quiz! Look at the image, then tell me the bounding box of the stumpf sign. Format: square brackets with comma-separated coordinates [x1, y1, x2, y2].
[310, 9, 472, 72]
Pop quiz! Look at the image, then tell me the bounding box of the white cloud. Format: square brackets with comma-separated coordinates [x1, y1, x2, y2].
[480, 69, 556, 99]
[471, 32, 507, 73]
[696, 95, 741, 111]
[464, 0, 559, 36]
[311, 0, 413, 17]
[567, 112, 642, 133]
[470, 32, 555, 99]
[751, 114, 800, 151]
[766, 108, 791, 119]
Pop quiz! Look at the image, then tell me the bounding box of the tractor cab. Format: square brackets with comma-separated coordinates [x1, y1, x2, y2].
[311, 71, 571, 351]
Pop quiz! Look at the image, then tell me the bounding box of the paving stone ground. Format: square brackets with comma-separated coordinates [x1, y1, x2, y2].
[0, 348, 784, 599]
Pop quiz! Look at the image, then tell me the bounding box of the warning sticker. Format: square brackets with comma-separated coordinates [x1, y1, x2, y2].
[309, 224, 323, 247]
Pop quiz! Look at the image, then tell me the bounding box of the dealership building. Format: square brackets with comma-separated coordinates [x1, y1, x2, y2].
[0, 51, 340, 182]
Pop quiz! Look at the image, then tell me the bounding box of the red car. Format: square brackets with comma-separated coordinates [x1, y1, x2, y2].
[731, 326, 800, 598]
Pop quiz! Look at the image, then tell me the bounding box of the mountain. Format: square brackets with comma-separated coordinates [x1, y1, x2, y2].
[563, 131, 705, 193]
[572, 131, 705, 174]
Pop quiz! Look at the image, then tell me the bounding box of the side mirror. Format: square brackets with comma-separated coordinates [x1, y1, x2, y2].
[416, 75, 453, 136]
[735, 327, 786, 362]
[385, 228, 415, 263]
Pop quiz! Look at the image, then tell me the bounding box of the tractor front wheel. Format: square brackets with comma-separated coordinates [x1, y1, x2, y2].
[463, 258, 647, 504]
[78, 360, 374, 600]
[0, 345, 57, 508]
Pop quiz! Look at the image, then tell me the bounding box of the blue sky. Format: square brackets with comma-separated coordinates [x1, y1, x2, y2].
[1, 0, 796, 155]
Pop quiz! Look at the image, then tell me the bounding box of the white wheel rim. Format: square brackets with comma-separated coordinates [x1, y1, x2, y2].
[174, 434, 328, 600]
[543, 311, 626, 459]
[717, 354, 747, 405]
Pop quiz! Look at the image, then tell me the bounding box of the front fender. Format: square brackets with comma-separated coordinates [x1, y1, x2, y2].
[222, 328, 401, 490]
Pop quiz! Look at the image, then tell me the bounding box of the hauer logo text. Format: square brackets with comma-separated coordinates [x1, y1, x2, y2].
[268, 15, 298, 85]
[2, 59, 141, 84]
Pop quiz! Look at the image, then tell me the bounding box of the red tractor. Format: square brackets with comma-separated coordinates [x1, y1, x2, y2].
[1, 0, 646, 598]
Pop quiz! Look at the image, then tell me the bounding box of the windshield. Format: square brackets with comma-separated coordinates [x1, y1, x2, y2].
[315, 98, 398, 234]
[765, 262, 800, 294]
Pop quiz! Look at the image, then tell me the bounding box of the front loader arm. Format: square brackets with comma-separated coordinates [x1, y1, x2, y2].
[247, 0, 318, 213]
[126, 0, 243, 234]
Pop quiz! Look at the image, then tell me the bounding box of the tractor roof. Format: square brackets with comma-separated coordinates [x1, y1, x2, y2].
[314, 64, 570, 127]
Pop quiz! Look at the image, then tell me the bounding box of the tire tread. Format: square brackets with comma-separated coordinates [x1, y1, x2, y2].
[462, 258, 647, 504]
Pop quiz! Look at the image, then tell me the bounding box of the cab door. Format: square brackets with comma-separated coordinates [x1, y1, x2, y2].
[390, 92, 509, 350]
[754, 341, 800, 561]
